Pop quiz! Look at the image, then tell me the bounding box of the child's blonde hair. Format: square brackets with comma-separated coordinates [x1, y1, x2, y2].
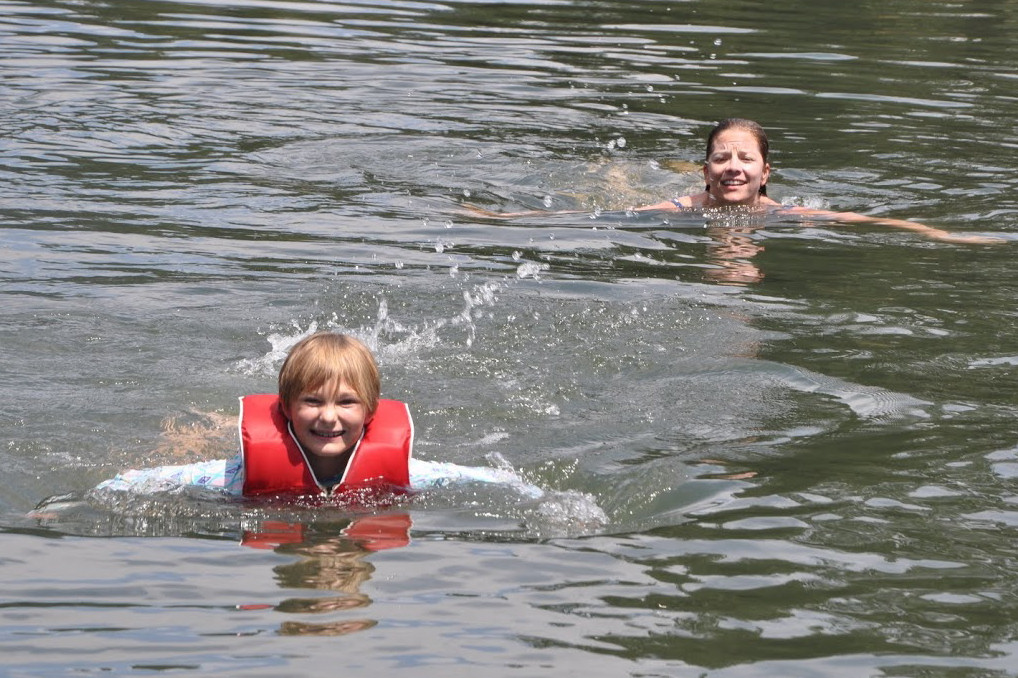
[277, 332, 380, 416]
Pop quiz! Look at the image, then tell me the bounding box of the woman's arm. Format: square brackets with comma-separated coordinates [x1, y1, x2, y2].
[464, 197, 1001, 244]
[460, 203, 585, 219]
[782, 207, 1003, 244]
[463, 198, 689, 219]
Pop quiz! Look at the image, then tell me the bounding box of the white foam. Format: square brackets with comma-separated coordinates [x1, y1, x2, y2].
[535, 490, 609, 533]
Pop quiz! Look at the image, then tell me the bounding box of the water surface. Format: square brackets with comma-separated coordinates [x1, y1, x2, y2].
[3, 0, 1018, 675]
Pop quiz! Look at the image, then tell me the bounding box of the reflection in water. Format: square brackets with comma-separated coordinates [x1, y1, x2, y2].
[695, 210, 769, 286]
[278, 618, 377, 637]
[703, 225, 765, 285]
[242, 513, 412, 637]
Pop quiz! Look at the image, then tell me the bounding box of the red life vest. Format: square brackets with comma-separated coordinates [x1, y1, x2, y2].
[239, 394, 413, 497]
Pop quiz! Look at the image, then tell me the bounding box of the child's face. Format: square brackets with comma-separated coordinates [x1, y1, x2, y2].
[282, 379, 368, 462]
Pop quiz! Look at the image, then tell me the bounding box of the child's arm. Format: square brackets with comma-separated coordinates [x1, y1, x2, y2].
[94, 455, 244, 496]
[408, 458, 544, 499]
[95, 454, 545, 499]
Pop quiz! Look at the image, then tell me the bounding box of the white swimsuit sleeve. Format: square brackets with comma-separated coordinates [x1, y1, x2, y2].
[94, 456, 539, 499]
[94, 454, 244, 496]
[408, 458, 544, 498]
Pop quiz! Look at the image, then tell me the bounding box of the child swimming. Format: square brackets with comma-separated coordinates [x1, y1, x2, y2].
[95, 332, 542, 500]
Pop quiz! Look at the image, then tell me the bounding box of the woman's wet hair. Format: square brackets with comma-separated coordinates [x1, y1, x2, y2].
[704, 118, 770, 195]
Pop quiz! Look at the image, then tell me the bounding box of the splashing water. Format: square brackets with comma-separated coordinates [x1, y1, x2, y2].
[234, 321, 321, 376]
[533, 490, 610, 536]
[485, 452, 609, 536]
[516, 261, 548, 280]
[234, 262, 552, 374]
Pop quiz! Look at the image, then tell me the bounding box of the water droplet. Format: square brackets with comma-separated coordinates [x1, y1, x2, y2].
[517, 261, 548, 279]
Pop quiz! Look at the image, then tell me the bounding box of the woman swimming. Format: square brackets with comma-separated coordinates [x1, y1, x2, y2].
[639, 118, 778, 210]
[468, 118, 1001, 245]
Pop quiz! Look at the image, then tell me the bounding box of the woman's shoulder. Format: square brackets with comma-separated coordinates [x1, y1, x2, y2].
[679, 192, 715, 208]
[635, 194, 701, 211]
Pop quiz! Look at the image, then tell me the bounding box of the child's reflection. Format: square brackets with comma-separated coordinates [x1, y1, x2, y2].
[242, 512, 411, 636]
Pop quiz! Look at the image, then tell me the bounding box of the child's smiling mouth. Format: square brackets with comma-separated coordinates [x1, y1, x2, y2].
[312, 429, 345, 438]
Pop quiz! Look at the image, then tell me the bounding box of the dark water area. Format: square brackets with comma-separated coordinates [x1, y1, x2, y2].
[3, 0, 1018, 675]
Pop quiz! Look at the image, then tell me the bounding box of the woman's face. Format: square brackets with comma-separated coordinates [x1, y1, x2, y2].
[703, 128, 770, 206]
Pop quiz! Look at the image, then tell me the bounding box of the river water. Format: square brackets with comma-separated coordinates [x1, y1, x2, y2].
[3, 0, 1018, 675]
